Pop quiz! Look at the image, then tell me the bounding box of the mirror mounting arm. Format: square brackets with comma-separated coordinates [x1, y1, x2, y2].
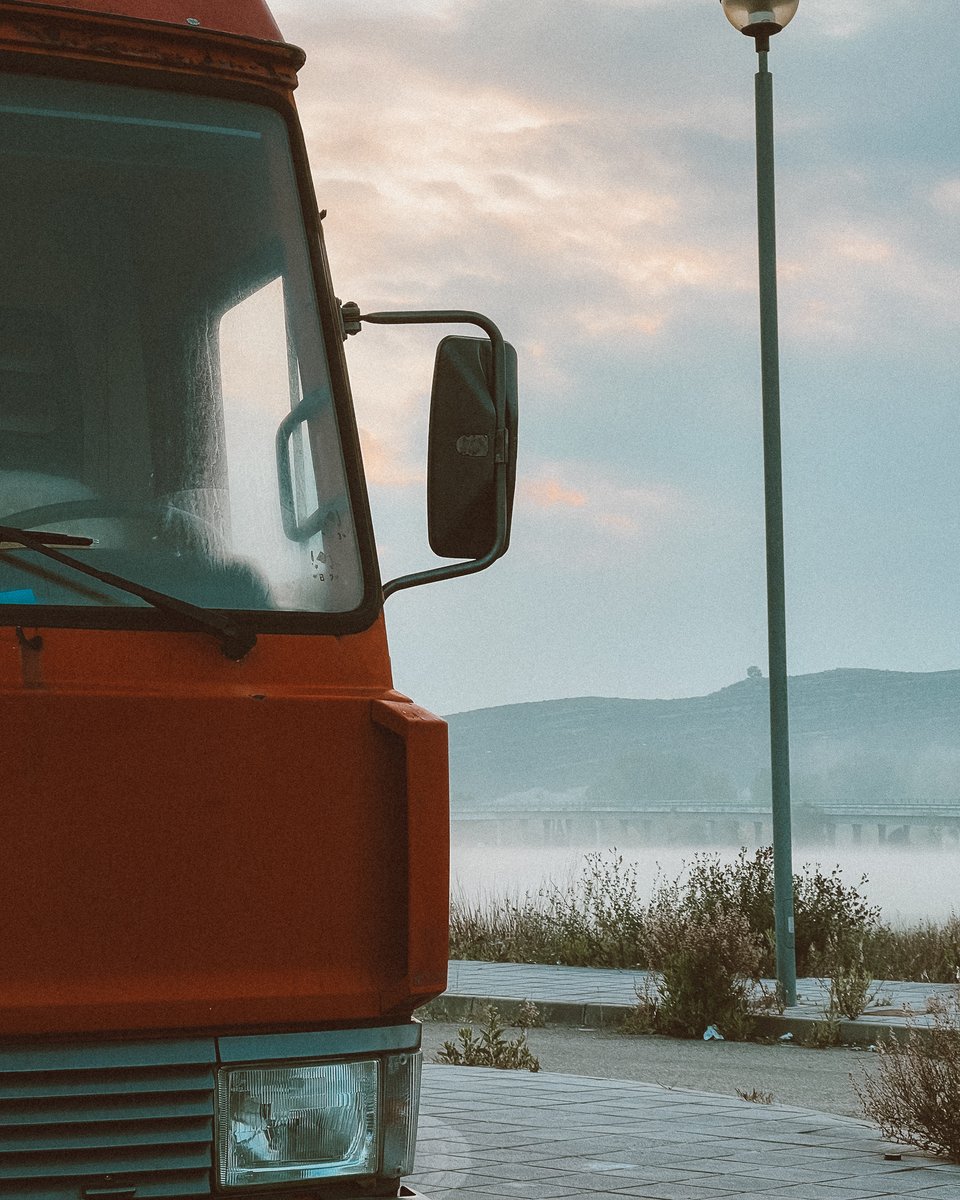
[338, 300, 362, 338]
[341, 304, 511, 603]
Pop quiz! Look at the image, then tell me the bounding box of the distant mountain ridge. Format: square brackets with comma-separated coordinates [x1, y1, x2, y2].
[445, 669, 960, 807]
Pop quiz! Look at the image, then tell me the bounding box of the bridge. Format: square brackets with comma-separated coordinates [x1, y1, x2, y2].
[451, 795, 960, 848]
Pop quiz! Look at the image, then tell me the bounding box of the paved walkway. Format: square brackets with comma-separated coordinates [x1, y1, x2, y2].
[412, 1067, 960, 1199]
[407, 961, 960, 1199]
[443, 961, 956, 1036]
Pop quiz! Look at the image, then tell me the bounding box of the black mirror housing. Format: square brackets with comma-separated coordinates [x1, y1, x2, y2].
[427, 335, 518, 560]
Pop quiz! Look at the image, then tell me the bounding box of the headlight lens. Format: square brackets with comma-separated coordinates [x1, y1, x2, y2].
[218, 1060, 378, 1188]
[216, 1052, 422, 1189]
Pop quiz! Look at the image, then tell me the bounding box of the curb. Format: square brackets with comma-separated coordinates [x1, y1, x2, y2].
[430, 992, 926, 1047]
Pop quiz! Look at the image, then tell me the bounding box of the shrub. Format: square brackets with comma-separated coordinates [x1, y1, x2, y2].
[572, 852, 646, 967]
[434, 1005, 541, 1072]
[793, 862, 881, 978]
[856, 993, 960, 1161]
[665, 848, 881, 979]
[641, 874, 764, 1040]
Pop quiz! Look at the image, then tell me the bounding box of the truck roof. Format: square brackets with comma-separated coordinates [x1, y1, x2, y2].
[19, 0, 285, 43]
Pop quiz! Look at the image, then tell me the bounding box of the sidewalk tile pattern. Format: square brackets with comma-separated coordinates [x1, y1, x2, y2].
[412, 1066, 960, 1200]
[410, 961, 960, 1197]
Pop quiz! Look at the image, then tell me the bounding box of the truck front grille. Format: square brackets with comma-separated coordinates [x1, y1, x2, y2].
[0, 1037, 216, 1200]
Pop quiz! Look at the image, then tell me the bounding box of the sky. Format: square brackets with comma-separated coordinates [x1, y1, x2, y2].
[271, 0, 960, 716]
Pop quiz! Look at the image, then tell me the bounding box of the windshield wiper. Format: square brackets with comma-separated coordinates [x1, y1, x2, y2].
[0, 525, 256, 661]
[0, 528, 94, 549]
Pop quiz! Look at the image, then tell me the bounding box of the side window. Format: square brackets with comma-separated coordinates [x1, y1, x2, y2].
[219, 277, 296, 554]
[218, 276, 329, 611]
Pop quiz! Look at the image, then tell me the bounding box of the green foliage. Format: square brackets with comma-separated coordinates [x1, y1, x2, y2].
[677, 847, 882, 979]
[856, 993, 960, 1161]
[641, 873, 763, 1040]
[434, 1005, 541, 1072]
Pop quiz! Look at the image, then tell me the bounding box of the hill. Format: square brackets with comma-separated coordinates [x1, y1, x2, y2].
[445, 669, 960, 808]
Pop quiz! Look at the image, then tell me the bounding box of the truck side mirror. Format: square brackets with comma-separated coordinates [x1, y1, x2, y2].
[428, 335, 518, 560]
[342, 305, 518, 600]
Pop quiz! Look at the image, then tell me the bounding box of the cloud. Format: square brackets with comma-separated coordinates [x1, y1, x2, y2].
[521, 477, 588, 510]
[268, 1, 960, 715]
[358, 430, 425, 488]
[517, 462, 689, 561]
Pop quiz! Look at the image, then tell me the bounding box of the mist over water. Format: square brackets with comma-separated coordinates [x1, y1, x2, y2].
[450, 842, 959, 928]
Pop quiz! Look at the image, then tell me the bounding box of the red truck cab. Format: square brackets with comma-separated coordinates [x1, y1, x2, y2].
[0, 3, 516, 1197]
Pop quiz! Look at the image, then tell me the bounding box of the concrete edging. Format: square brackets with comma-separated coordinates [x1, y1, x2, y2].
[430, 991, 927, 1046]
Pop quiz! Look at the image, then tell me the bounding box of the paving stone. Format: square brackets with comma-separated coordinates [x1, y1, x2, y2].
[411, 961, 960, 1200]
[409, 1067, 960, 1200]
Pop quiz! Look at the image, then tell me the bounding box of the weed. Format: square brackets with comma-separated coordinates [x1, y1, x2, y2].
[628, 848, 882, 981]
[793, 861, 882, 978]
[434, 1005, 541, 1073]
[856, 992, 960, 1161]
[413, 998, 452, 1022]
[824, 938, 876, 1021]
[805, 1012, 843, 1049]
[514, 998, 544, 1029]
[620, 979, 660, 1035]
[736, 1087, 774, 1104]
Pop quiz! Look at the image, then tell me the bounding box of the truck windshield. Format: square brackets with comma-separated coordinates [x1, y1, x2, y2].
[0, 74, 364, 616]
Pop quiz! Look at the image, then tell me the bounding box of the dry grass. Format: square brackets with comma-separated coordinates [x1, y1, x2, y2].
[450, 849, 960, 987]
[856, 992, 960, 1161]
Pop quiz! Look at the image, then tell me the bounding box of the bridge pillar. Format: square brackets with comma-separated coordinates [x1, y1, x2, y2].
[852, 823, 862, 845]
[878, 823, 886, 845]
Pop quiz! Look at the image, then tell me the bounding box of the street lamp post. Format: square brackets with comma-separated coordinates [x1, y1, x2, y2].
[720, 0, 799, 1006]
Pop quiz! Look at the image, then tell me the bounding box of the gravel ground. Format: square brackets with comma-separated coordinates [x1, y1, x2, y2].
[420, 1020, 883, 1119]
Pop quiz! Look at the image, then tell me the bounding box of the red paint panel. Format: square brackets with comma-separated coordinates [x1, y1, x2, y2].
[17, 0, 285, 43]
[372, 700, 450, 1005]
[0, 621, 396, 695]
[0, 624, 449, 1036]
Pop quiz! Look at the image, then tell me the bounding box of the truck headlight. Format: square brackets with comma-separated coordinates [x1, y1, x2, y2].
[217, 1053, 420, 1189]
